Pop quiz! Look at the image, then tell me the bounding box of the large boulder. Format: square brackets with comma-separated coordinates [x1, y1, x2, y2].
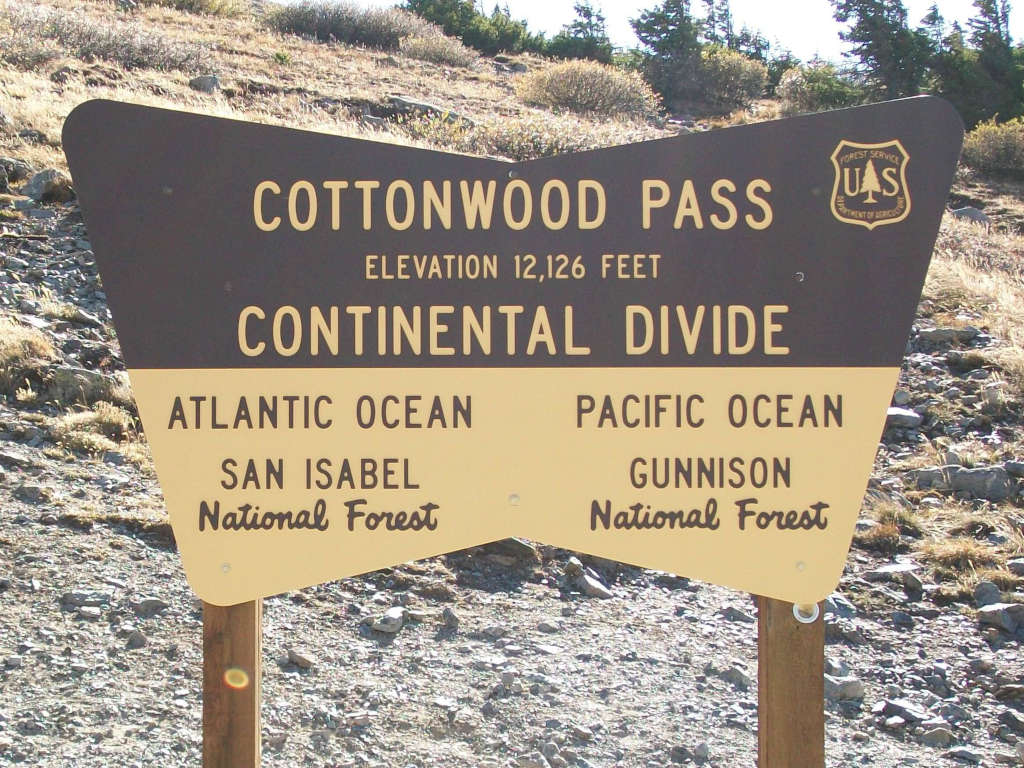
[189, 75, 221, 93]
[909, 464, 1015, 501]
[24, 169, 74, 203]
[0, 156, 34, 183]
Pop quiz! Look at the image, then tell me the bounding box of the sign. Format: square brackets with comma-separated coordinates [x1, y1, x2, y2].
[63, 97, 963, 606]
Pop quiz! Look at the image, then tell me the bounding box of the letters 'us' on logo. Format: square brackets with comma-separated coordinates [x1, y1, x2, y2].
[830, 139, 911, 229]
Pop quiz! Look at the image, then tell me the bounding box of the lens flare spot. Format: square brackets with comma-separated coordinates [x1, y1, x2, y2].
[223, 667, 250, 690]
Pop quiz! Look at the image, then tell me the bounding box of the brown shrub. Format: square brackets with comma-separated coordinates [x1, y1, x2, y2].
[516, 60, 661, 120]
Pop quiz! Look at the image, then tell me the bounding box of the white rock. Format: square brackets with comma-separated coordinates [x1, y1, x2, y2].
[886, 406, 922, 428]
[371, 606, 407, 633]
[824, 674, 865, 701]
[978, 603, 1024, 633]
[287, 648, 317, 669]
[577, 573, 613, 599]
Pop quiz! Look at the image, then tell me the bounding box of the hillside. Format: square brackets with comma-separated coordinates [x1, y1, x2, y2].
[3, 2, 1024, 767]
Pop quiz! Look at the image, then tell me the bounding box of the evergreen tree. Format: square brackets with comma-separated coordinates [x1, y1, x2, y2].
[965, 0, 1022, 120]
[918, 3, 945, 53]
[546, 2, 614, 63]
[733, 25, 769, 61]
[630, 0, 703, 100]
[632, 0, 702, 61]
[948, 20, 966, 49]
[403, 0, 544, 55]
[830, 0, 931, 98]
[699, 0, 734, 47]
[969, 0, 1012, 47]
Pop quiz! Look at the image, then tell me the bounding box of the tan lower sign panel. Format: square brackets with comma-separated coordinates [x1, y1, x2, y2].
[62, 97, 964, 605]
[134, 367, 895, 605]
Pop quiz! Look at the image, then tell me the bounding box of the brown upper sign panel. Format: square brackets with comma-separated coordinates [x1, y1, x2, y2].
[64, 97, 963, 370]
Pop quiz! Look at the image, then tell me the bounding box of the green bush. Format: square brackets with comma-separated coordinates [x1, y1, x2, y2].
[695, 46, 767, 108]
[962, 118, 1024, 177]
[399, 33, 478, 67]
[777, 63, 866, 116]
[266, 1, 433, 49]
[5, 6, 209, 71]
[516, 60, 661, 120]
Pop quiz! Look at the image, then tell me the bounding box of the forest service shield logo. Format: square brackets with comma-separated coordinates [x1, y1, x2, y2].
[830, 139, 911, 229]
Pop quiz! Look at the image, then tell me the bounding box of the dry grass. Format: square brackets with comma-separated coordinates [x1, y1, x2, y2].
[27, 287, 101, 325]
[879, 490, 1024, 604]
[0, 319, 59, 396]
[920, 537, 1002, 571]
[3, 4, 210, 72]
[922, 241, 1024, 396]
[49, 401, 136, 454]
[865, 499, 923, 537]
[931, 216, 1024, 282]
[949, 515, 997, 539]
[400, 110, 663, 161]
[975, 567, 1022, 591]
[46, 401, 153, 468]
[137, 0, 250, 16]
[0, 0, 674, 175]
[853, 523, 903, 555]
[45, 367, 134, 408]
[705, 100, 781, 129]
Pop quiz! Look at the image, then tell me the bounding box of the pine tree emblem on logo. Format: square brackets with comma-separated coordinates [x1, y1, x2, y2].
[830, 139, 911, 229]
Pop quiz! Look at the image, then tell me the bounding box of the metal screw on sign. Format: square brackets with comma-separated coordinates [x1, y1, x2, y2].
[793, 603, 820, 624]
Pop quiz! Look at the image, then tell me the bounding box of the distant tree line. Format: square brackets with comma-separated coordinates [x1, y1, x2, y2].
[402, 0, 1024, 126]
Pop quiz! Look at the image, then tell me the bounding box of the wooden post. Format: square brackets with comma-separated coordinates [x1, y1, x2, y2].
[757, 597, 825, 768]
[203, 600, 262, 768]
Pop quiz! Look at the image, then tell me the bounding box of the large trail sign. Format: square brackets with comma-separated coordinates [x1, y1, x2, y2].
[63, 97, 962, 607]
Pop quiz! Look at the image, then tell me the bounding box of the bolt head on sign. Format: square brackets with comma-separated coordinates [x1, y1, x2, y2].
[63, 97, 963, 606]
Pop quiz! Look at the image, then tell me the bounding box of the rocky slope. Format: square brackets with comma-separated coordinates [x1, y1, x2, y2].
[3, 2, 1024, 767]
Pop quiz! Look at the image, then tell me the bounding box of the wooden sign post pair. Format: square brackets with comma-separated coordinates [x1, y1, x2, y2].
[63, 97, 962, 767]
[202, 596, 823, 768]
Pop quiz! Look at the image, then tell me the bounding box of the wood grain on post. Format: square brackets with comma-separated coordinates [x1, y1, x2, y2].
[203, 600, 262, 768]
[757, 596, 825, 768]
